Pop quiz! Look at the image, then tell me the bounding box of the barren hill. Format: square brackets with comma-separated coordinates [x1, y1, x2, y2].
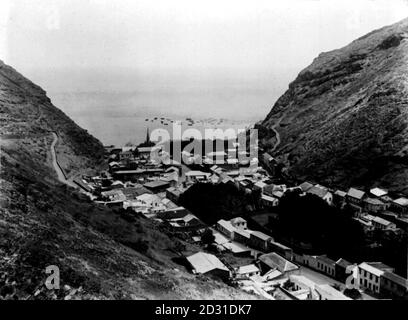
[0, 60, 256, 300]
[260, 18, 408, 193]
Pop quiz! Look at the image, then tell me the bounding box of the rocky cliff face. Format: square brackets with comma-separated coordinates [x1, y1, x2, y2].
[0, 61, 256, 300]
[260, 18, 408, 192]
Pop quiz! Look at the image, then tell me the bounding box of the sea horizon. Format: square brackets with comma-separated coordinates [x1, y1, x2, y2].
[45, 77, 281, 146]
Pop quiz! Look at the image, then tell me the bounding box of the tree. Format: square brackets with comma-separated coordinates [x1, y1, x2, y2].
[201, 229, 215, 246]
[275, 190, 365, 256]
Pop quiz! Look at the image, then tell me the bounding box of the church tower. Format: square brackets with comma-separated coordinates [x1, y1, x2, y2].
[146, 127, 150, 144]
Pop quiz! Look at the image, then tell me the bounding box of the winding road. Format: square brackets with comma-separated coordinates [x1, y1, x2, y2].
[270, 116, 284, 152]
[50, 132, 77, 188]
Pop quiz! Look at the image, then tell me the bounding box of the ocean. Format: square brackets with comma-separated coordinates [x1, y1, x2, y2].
[43, 72, 283, 146]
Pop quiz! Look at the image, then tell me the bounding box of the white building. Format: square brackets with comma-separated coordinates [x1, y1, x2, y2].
[216, 219, 236, 239]
[186, 252, 230, 279]
[358, 262, 394, 294]
[235, 264, 260, 279]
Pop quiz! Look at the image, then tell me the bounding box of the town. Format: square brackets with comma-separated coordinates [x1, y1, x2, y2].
[69, 128, 408, 300]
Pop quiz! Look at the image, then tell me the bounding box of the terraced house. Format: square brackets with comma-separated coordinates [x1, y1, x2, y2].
[358, 262, 394, 294]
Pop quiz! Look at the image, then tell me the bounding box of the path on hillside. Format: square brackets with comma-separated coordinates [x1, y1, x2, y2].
[50, 132, 77, 188]
[270, 115, 284, 152]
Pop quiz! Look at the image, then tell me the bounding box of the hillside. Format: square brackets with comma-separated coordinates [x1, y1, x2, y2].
[0, 60, 257, 300]
[259, 18, 408, 193]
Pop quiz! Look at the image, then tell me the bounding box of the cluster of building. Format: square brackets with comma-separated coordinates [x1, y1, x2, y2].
[73, 135, 408, 300]
[183, 233, 353, 300]
[185, 214, 408, 300]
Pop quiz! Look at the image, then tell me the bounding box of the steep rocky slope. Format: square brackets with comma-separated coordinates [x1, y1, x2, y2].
[260, 18, 408, 193]
[0, 60, 257, 300]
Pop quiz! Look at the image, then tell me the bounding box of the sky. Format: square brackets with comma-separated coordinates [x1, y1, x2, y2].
[0, 0, 408, 93]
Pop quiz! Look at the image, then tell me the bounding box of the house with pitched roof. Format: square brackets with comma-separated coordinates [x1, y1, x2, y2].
[298, 181, 314, 193]
[249, 231, 273, 252]
[234, 264, 260, 280]
[364, 197, 387, 213]
[306, 184, 333, 205]
[315, 255, 336, 278]
[143, 180, 171, 193]
[372, 216, 397, 231]
[186, 252, 230, 280]
[347, 187, 366, 208]
[358, 262, 394, 294]
[261, 194, 279, 208]
[258, 252, 299, 276]
[216, 219, 236, 239]
[370, 187, 388, 198]
[380, 271, 408, 299]
[267, 241, 293, 260]
[391, 197, 408, 217]
[233, 228, 251, 245]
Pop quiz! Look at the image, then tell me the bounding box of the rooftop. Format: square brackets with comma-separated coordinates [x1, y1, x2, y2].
[136, 193, 162, 204]
[234, 228, 251, 239]
[393, 197, 408, 207]
[213, 231, 230, 245]
[254, 181, 268, 188]
[261, 194, 278, 202]
[298, 182, 314, 192]
[307, 185, 329, 198]
[114, 168, 164, 174]
[156, 207, 191, 220]
[366, 262, 394, 272]
[137, 146, 156, 153]
[259, 252, 298, 273]
[122, 146, 136, 152]
[359, 262, 392, 276]
[186, 252, 229, 274]
[121, 186, 152, 199]
[236, 264, 260, 275]
[143, 180, 170, 189]
[217, 219, 236, 233]
[336, 258, 353, 268]
[222, 241, 251, 254]
[334, 190, 347, 197]
[347, 187, 365, 200]
[272, 190, 284, 198]
[316, 255, 336, 265]
[372, 216, 393, 226]
[370, 187, 388, 198]
[269, 241, 292, 251]
[364, 197, 385, 206]
[250, 231, 272, 241]
[185, 171, 211, 177]
[382, 272, 408, 288]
